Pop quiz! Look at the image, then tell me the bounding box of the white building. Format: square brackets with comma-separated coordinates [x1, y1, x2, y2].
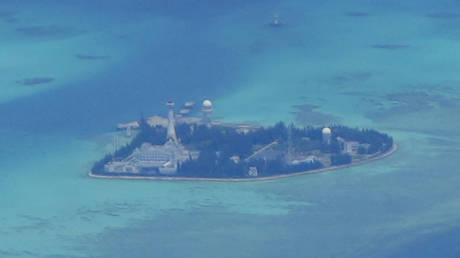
[248, 166, 258, 177]
[337, 137, 360, 154]
[105, 101, 190, 175]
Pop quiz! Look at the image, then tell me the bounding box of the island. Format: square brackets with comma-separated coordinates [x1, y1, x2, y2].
[89, 100, 396, 181]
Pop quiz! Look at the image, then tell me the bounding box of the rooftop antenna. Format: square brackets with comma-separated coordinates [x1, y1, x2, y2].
[139, 111, 146, 127]
[112, 134, 119, 161]
[286, 124, 293, 163]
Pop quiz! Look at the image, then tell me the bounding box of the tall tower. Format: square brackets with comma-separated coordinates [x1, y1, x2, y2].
[322, 127, 332, 145]
[166, 100, 179, 145]
[286, 124, 293, 163]
[202, 99, 213, 126]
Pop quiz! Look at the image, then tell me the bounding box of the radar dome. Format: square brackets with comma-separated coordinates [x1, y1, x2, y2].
[202, 99, 213, 108]
[322, 127, 331, 134]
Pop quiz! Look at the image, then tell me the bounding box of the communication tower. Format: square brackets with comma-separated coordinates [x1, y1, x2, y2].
[286, 124, 294, 163]
[202, 99, 213, 126]
[322, 127, 332, 145]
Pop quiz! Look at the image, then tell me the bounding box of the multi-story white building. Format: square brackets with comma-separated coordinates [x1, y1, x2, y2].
[105, 101, 190, 175]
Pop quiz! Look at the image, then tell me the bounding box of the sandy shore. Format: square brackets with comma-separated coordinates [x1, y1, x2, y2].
[88, 144, 398, 182]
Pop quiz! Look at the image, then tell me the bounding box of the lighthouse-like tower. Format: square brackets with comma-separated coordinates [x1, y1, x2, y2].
[166, 100, 179, 145]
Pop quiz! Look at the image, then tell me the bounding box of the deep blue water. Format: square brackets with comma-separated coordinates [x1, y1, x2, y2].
[385, 226, 460, 258]
[2, 0, 460, 257]
[0, 46, 241, 135]
[0, 0, 250, 135]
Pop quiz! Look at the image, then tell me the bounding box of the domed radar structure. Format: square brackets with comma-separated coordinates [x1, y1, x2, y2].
[322, 127, 332, 145]
[166, 100, 179, 145]
[201, 99, 213, 126]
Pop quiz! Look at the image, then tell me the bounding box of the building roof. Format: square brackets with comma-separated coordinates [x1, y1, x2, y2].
[147, 116, 168, 127]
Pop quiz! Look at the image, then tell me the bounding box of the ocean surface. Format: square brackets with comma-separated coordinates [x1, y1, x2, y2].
[1, 0, 460, 257]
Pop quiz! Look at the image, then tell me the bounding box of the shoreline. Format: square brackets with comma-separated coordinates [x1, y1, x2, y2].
[88, 144, 398, 182]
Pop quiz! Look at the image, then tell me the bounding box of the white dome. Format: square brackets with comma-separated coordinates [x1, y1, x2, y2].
[322, 127, 331, 134]
[202, 99, 213, 107]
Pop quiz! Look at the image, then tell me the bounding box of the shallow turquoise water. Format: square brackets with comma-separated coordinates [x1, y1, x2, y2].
[1, 0, 460, 257]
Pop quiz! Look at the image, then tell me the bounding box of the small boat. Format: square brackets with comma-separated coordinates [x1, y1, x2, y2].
[269, 14, 283, 27]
